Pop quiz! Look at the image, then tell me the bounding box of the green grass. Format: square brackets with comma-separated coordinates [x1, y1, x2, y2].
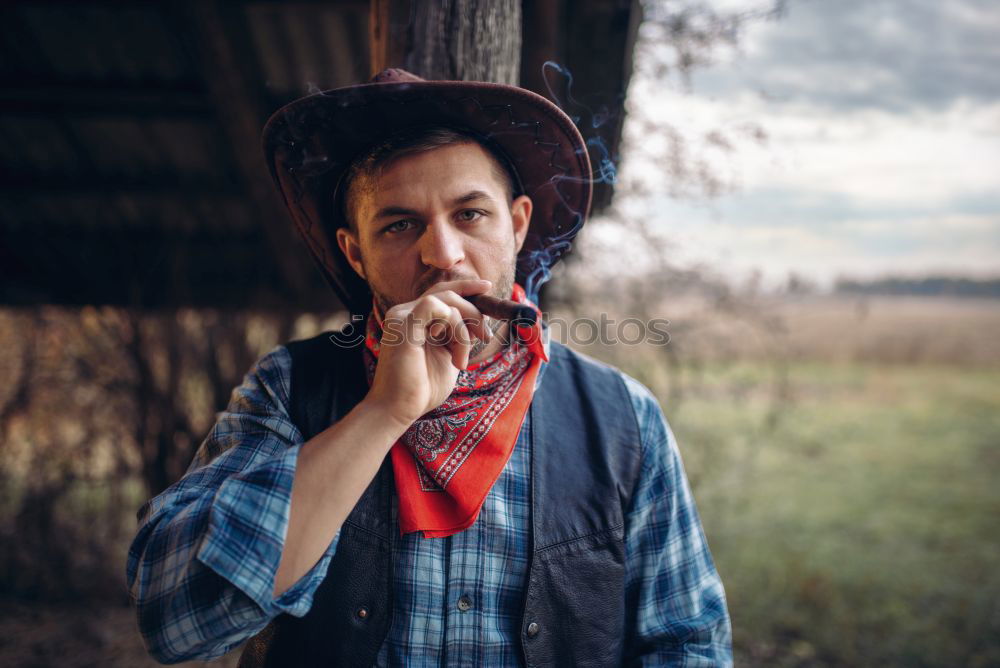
[649, 361, 1000, 667]
[4, 331, 997, 666]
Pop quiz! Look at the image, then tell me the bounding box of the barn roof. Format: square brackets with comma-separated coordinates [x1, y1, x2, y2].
[0, 1, 639, 309]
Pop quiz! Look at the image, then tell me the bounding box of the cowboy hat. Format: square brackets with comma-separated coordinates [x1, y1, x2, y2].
[262, 68, 593, 314]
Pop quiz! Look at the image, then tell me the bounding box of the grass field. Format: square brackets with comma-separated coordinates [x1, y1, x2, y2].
[1, 296, 997, 666]
[655, 360, 1000, 666]
[558, 295, 1000, 666]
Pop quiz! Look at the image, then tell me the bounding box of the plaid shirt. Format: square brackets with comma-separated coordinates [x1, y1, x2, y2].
[126, 343, 731, 666]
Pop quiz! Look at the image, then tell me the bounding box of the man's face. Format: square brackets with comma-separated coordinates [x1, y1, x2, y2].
[336, 142, 532, 320]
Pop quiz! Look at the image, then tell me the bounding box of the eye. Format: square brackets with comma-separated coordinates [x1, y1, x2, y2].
[457, 209, 485, 222]
[384, 219, 415, 234]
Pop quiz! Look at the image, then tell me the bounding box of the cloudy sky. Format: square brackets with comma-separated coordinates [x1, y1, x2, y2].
[600, 0, 1000, 289]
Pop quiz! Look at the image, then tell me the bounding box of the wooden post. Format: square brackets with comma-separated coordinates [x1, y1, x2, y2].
[370, 0, 521, 83]
[369, 0, 412, 76]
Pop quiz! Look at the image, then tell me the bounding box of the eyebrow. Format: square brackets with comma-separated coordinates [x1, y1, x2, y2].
[372, 190, 496, 220]
[452, 190, 494, 206]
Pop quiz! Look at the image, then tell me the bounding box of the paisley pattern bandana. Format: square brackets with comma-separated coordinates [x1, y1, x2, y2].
[362, 284, 547, 538]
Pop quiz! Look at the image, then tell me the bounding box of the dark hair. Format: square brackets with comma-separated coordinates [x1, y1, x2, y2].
[339, 125, 522, 233]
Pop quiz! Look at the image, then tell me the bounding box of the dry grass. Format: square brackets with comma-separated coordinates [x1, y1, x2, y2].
[553, 294, 1000, 368]
[765, 295, 1000, 366]
[2, 295, 998, 666]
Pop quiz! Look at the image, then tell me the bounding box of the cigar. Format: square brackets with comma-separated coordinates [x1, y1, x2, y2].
[465, 294, 538, 326]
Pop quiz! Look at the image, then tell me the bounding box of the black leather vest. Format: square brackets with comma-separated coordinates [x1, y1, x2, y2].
[238, 329, 642, 667]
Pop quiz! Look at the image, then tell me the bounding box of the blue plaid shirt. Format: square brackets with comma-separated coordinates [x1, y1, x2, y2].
[126, 343, 731, 666]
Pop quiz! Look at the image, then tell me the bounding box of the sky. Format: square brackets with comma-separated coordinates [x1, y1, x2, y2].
[591, 0, 1000, 289]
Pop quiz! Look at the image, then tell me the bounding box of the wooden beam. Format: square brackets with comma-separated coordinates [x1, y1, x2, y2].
[0, 81, 210, 117]
[369, 0, 411, 76]
[162, 1, 321, 307]
[520, 0, 642, 213]
[0, 174, 237, 196]
[520, 0, 563, 96]
[405, 0, 521, 83]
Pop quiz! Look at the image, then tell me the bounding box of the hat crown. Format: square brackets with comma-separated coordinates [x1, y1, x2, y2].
[370, 68, 425, 84]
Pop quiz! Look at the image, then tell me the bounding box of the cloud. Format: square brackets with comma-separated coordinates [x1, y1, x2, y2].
[630, 89, 1000, 208]
[605, 0, 1000, 287]
[642, 204, 1000, 286]
[696, 0, 1000, 113]
[669, 187, 1000, 229]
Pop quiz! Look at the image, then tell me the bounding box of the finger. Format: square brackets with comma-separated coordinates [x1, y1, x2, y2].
[409, 296, 455, 347]
[416, 301, 471, 368]
[410, 297, 475, 365]
[443, 305, 471, 369]
[392, 281, 491, 344]
[431, 290, 492, 344]
[381, 304, 413, 346]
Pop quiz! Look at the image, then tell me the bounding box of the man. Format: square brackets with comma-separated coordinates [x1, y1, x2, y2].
[127, 69, 731, 666]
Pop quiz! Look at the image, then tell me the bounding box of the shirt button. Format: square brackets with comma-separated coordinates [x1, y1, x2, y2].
[457, 595, 473, 612]
[526, 622, 539, 637]
[356, 606, 369, 619]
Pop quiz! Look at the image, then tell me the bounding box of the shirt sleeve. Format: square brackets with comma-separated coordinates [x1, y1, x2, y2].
[125, 345, 342, 664]
[621, 374, 733, 667]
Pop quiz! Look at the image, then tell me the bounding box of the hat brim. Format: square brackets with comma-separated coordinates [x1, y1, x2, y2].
[262, 79, 593, 314]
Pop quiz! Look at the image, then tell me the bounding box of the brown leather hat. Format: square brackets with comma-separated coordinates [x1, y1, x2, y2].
[262, 68, 593, 314]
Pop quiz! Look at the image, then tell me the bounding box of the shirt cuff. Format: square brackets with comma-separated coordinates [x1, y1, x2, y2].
[196, 443, 341, 618]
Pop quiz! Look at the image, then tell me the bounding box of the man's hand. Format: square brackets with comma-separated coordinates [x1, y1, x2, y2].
[364, 279, 494, 428]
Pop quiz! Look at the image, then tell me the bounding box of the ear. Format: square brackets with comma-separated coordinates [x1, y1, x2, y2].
[510, 195, 533, 253]
[335, 227, 367, 280]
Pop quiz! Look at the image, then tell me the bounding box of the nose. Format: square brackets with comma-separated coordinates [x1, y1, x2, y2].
[419, 221, 465, 270]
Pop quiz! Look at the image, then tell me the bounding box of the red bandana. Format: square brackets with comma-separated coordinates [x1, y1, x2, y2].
[363, 284, 547, 538]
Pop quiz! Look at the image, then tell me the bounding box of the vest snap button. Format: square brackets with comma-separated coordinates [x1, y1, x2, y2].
[527, 622, 539, 637]
[457, 595, 473, 612]
[356, 606, 369, 619]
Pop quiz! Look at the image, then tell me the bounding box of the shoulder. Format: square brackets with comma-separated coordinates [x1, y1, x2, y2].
[248, 326, 361, 412]
[548, 340, 630, 385]
[619, 372, 668, 437]
[283, 328, 346, 355]
[549, 342, 663, 414]
[284, 324, 366, 366]
[548, 342, 671, 457]
[230, 344, 294, 410]
[189, 343, 295, 468]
